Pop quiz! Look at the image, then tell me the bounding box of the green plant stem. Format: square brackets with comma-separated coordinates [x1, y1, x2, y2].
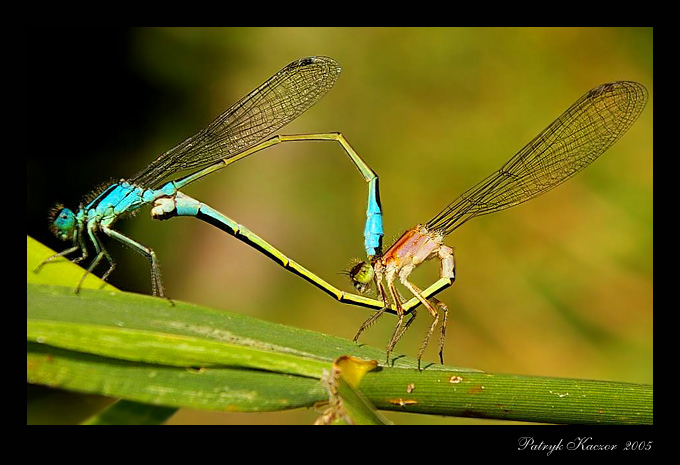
[357, 368, 652, 425]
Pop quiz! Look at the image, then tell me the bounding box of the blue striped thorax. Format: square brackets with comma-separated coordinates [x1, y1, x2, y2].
[49, 181, 181, 242]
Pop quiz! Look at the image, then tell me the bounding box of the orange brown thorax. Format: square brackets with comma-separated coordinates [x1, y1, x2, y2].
[371, 225, 455, 316]
[380, 225, 445, 271]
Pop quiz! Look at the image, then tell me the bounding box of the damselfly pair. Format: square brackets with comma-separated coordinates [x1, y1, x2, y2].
[36, 56, 648, 368]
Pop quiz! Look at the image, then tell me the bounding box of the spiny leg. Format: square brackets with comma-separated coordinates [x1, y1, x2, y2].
[354, 276, 417, 345]
[431, 297, 449, 364]
[385, 277, 407, 365]
[35, 245, 80, 272]
[102, 226, 165, 298]
[353, 272, 390, 342]
[353, 308, 386, 342]
[386, 312, 407, 358]
[417, 302, 440, 368]
[429, 245, 454, 364]
[382, 306, 419, 364]
[70, 229, 90, 265]
[401, 277, 443, 370]
[77, 250, 107, 294]
[69, 225, 116, 294]
[34, 228, 88, 272]
[391, 308, 418, 347]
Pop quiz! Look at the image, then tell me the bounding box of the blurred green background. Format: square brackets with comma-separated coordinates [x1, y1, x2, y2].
[26, 27, 652, 425]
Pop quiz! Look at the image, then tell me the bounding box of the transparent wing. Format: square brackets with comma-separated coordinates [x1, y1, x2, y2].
[426, 81, 648, 236]
[131, 56, 341, 188]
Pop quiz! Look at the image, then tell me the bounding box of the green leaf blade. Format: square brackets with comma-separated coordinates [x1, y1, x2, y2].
[28, 343, 326, 412]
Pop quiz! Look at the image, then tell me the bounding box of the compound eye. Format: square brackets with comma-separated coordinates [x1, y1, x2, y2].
[348, 261, 373, 294]
[48, 205, 77, 241]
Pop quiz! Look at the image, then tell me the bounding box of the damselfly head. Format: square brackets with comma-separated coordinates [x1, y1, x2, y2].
[48, 204, 76, 241]
[347, 260, 374, 294]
